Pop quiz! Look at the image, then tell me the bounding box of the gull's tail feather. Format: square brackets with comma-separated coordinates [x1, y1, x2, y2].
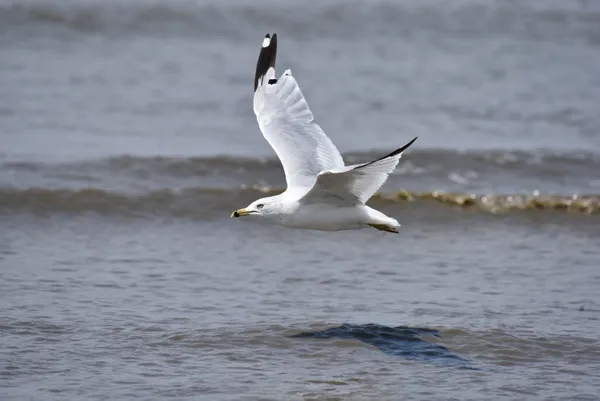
[254, 33, 278, 92]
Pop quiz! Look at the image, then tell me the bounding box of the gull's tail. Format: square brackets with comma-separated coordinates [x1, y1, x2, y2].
[254, 33, 277, 92]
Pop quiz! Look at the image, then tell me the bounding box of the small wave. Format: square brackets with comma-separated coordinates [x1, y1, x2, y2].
[373, 191, 599, 214]
[3, 149, 598, 179]
[2, 155, 279, 177]
[0, 187, 234, 217]
[0, 187, 597, 216]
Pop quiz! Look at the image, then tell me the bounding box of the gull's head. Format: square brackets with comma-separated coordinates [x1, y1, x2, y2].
[231, 197, 278, 219]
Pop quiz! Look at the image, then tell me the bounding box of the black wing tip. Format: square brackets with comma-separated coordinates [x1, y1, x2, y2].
[391, 136, 418, 157]
[262, 33, 277, 47]
[379, 136, 418, 159]
[357, 137, 418, 169]
[254, 33, 278, 92]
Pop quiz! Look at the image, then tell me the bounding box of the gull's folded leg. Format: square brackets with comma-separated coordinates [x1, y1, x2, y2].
[368, 224, 399, 234]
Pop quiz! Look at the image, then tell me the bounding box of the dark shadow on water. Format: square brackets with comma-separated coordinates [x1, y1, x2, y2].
[291, 323, 477, 370]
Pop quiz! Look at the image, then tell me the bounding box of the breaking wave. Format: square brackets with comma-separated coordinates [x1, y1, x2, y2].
[1, 187, 597, 216]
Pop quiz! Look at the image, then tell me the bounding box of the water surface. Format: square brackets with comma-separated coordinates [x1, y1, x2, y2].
[1, 0, 599, 399]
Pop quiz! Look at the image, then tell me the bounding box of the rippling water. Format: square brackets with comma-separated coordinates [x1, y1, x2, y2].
[1, 0, 599, 400]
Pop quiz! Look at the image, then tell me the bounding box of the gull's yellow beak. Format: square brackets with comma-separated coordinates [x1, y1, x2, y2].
[231, 208, 250, 218]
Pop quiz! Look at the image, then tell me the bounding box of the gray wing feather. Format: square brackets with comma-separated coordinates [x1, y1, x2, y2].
[254, 70, 344, 191]
[300, 137, 418, 205]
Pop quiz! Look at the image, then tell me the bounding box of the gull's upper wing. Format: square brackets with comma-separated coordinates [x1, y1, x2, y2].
[299, 137, 418, 205]
[253, 33, 344, 191]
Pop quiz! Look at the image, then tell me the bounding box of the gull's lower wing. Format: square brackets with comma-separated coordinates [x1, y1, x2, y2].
[253, 33, 344, 191]
[300, 137, 418, 205]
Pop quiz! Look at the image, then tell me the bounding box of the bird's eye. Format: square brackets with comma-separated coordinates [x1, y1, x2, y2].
[257, 203, 264, 209]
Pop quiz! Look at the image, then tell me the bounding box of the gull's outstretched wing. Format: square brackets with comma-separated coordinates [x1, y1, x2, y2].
[253, 33, 344, 191]
[300, 137, 418, 205]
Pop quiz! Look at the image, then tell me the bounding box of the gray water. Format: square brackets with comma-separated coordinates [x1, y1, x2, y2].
[1, 0, 600, 400]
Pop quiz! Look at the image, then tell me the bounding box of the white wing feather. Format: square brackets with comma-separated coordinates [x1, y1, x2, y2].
[254, 70, 344, 191]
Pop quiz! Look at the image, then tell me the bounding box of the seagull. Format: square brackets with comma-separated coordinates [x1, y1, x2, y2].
[231, 33, 417, 233]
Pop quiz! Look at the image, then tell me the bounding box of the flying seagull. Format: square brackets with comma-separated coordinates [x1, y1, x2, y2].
[231, 33, 417, 233]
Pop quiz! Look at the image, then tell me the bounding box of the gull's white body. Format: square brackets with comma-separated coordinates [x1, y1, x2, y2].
[259, 194, 395, 231]
[284, 204, 396, 231]
[232, 33, 417, 233]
